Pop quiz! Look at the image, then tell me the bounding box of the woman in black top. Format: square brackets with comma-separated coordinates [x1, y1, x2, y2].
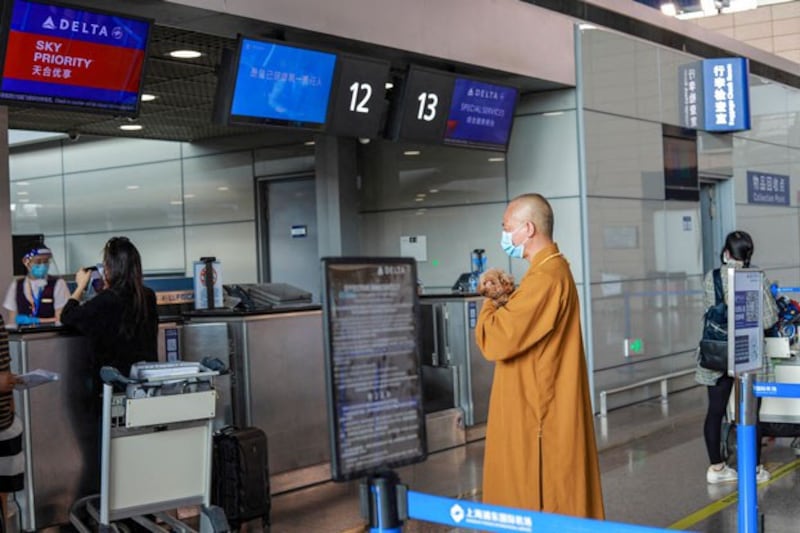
[61, 237, 158, 378]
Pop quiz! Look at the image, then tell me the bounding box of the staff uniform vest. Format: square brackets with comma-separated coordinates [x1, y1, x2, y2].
[15, 276, 57, 318]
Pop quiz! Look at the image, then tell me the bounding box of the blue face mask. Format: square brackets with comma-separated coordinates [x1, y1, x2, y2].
[501, 225, 526, 259]
[30, 264, 49, 279]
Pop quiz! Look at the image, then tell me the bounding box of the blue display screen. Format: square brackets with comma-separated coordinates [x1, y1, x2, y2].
[229, 38, 337, 127]
[444, 78, 517, 150]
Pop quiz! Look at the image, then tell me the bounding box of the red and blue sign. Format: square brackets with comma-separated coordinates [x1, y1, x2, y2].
[0, 0, 151, 114]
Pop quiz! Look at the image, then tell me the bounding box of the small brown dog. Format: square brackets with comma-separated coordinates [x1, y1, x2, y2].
[478, 268, 515, 306]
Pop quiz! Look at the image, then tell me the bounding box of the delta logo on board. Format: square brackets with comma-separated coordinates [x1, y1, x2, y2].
[40, 15, 123, 39]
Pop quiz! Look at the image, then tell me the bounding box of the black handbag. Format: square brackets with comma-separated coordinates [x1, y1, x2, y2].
[698, 269, 728, 372]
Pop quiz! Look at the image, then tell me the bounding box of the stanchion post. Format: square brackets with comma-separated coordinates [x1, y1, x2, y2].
[737, 372, 758, 533]
[359, 471, 407, 533]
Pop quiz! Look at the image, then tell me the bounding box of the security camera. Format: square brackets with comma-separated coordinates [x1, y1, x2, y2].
[67, 130, 80, 142]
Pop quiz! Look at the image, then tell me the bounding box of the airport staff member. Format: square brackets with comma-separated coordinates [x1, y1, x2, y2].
[3, 246, 69, 325]
[475, 193, 604, 519]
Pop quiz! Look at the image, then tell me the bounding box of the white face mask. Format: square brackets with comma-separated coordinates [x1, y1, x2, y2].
[501, 224, 527, 259]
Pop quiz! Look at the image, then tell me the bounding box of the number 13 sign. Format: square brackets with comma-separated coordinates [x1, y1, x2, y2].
[395, 65, 454, 144]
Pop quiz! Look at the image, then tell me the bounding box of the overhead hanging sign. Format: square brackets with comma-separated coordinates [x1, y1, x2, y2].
[678, 57, 750, 132]
[0, 0, 151, 115]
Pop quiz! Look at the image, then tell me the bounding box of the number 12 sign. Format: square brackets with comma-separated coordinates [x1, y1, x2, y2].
[327, 54, 391, 139]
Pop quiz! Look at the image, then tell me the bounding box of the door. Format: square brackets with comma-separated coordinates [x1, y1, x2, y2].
[258, 176, 320, 302]
[700, 180, 724, 274]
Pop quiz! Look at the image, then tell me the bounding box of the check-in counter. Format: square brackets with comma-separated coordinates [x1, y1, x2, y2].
[8, 320, 181, 532]
[181, 306, 329, 492]
[419, 295, 494, 427]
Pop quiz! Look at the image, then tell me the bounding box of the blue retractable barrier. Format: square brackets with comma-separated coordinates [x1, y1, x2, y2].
[736, 376, 800, 533]
[361, 471, 692, 533]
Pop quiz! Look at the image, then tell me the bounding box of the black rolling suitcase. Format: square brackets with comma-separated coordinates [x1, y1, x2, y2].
[212, 426, 271, 530]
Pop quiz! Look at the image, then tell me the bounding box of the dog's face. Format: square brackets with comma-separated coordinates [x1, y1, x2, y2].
[479, 268, 515, 299]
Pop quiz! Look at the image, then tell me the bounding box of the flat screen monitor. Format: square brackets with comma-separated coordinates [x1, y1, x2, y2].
[0, 0, 151, 115]
[228, 36, 337, 130]
[390, 65, 454, 145]
[321, 257, 427, 481]
[444, 77, 518, 151]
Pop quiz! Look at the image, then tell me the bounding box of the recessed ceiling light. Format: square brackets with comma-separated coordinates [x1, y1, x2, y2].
[183, 193, 195, 199]
[304, 141, 315, 146]
[18, 198, 29, 203]
[404, 150, 421, 156]
[414, 197, 424, 202]
[140, 93, 157, 102]
[416, 193, 426, 198]
[169, 49, 202, 59]
[16, 181, 29, 186]
[488, 157, 505, 162]
[17, 191, 28, 196]
[119, 124, 143, 131]
[126, 185, 140, 190]
[429, 189, 439, 193]
[385, 82, 394, 90]
[217, 186, 229, 192]
[170, 200, 183, 205]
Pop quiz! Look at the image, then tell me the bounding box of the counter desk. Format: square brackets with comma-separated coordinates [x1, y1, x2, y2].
[7, 297, 493, 530]
[181, 305, 330, 493]
[8, 319, 181, 532]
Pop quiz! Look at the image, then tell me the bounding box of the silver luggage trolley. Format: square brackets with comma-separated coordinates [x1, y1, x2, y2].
[71, 361, 229, 533]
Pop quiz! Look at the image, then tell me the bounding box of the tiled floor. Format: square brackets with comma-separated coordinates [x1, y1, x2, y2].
[269, 386, 800, 532]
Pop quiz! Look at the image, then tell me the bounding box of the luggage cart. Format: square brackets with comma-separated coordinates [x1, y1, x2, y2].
[70, 361, 229, 533]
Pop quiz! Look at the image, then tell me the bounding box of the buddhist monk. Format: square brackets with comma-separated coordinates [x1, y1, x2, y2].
[475, 193, 604, 519]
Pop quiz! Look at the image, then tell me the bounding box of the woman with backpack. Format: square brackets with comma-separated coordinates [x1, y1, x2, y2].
[697, 230, 779, 484]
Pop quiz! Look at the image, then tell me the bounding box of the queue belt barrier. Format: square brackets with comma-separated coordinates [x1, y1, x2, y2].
[738, 376, 800, 533]
[360, 471, 694, 533]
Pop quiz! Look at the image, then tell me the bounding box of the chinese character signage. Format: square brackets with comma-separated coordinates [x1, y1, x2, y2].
[444, 78, 518, 151]
[678, 57, 750, 132]
[703, 58, 750, 132]
[0, 0, 151, 114]
[679, 62, 703, 130]
[747, 171, 789, 206]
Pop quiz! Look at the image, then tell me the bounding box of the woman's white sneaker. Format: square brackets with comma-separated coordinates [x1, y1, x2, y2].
[756, 465, 771, 483]
[707, 464, 738, 484]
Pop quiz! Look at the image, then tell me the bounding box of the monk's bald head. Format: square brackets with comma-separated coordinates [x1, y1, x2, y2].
[508, 194, 553, 240]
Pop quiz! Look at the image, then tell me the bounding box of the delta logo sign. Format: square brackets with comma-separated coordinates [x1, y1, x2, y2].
[0, 0, 150, 112]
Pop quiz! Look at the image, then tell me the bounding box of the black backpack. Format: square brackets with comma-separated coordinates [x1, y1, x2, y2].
[698, 268, 729, 371]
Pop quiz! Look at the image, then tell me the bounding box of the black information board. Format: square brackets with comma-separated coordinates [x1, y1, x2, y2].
[393, 65, 454, 144]
[327, 54, 391, 139]
[322, 257, 427, 481]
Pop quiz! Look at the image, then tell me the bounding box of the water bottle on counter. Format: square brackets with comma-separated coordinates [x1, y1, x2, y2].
[468, 249, 486, 293]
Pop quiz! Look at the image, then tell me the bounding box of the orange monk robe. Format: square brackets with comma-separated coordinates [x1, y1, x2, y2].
[475, 243, 604, 519]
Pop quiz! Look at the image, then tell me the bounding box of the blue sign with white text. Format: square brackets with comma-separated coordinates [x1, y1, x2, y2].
[444, 78, 517, 150]
[747, 171, 789, 206]
[701, 58, 750, 132]
[230, 38, 336, 125]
